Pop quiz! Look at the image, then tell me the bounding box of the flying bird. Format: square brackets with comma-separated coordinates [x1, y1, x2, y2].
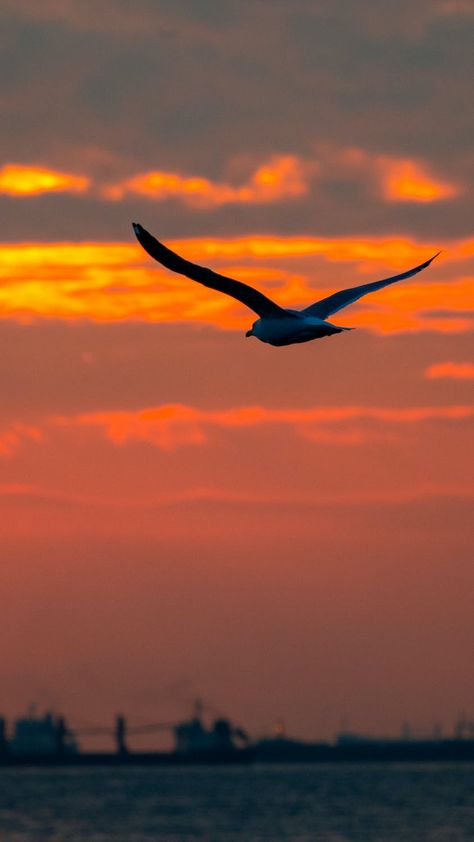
[132, 222, 440, 347]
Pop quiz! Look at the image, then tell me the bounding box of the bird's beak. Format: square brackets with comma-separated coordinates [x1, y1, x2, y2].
[245, 329, 253, 338]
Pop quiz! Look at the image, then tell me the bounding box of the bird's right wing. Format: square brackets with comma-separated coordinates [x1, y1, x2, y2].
[303, 252, 441, 319]
[133, 223, 288, 319]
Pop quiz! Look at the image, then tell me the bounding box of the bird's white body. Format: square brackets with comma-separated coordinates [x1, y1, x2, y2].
[132, 223, 440, 348]
[249, 314, 350, 346]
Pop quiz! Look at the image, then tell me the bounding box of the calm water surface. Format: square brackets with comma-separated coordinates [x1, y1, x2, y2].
[0, 763, 473, 842]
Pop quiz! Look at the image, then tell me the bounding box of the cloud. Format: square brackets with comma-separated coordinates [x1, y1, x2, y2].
[3, 147, 452, 210]
[436, 0, 474, 16]
[425, 361, 474, 379]
[0, 0, 195, 37]
[0, 164, 89, 196]
[378, 157, 460, 203]
[7, 400, 468, 460]
[0, 234, 472, 333]
[1, 0, 473, 215]
[104, 155, 314, 207]
[332, 148, 461, 204]
[0, 422, 43, 457]
[0, 479, 471, 510]
[56, 402, 474, 451]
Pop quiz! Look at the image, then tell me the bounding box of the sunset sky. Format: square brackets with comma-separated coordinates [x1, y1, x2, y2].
[1, 0, 473, 748]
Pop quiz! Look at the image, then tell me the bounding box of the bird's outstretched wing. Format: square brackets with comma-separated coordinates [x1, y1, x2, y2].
[133, 223, 288, 319]
[303, 252, 441, 319]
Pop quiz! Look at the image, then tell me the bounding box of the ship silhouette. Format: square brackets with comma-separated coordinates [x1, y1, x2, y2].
[1, 704, 473, 766]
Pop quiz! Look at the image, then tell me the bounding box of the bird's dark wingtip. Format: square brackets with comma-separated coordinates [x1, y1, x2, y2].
[132, 222, 148, 244]
[419, 250, 442, 270]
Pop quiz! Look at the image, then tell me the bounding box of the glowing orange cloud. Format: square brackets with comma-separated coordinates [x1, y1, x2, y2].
[0, 423, 43, 457]
[378, 158, 459, 203]
[0, 164, 89, 196]
[425, 362, 474, 379]
[55, 403, 474, 450]
[104, 155, 313, 206]
[8, 401, 472, 460]
[332, 148, 461, 204]
[0, 235, 472, 334]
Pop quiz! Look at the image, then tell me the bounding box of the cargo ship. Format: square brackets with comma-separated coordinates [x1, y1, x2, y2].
[0, 703, 255, 766]
[1, 707, 473, 766]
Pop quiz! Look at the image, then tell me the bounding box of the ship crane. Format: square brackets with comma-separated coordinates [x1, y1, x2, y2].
[454, 717, 474, 739]
[74, 716, 179, 754]
[187, 698, 249, 744]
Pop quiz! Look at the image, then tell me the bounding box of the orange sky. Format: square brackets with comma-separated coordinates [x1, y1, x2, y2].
[0, 0, 473, 747]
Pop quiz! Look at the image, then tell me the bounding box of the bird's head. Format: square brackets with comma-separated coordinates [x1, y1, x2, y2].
[246, 319, 260, 338]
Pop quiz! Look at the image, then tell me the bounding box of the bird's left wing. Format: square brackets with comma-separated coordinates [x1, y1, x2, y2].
[133, 223, 288, 319]
[302, 252, 441, 319]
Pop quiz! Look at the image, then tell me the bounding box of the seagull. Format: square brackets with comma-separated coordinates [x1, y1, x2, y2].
[132, 222, 440, 347]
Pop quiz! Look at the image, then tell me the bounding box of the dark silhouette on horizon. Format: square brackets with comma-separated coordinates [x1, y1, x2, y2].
[132, 222, 440, 347]
[1, 706, 474, 767]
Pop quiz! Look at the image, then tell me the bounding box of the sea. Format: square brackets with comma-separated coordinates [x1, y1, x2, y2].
[0, 763, 473, 842]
